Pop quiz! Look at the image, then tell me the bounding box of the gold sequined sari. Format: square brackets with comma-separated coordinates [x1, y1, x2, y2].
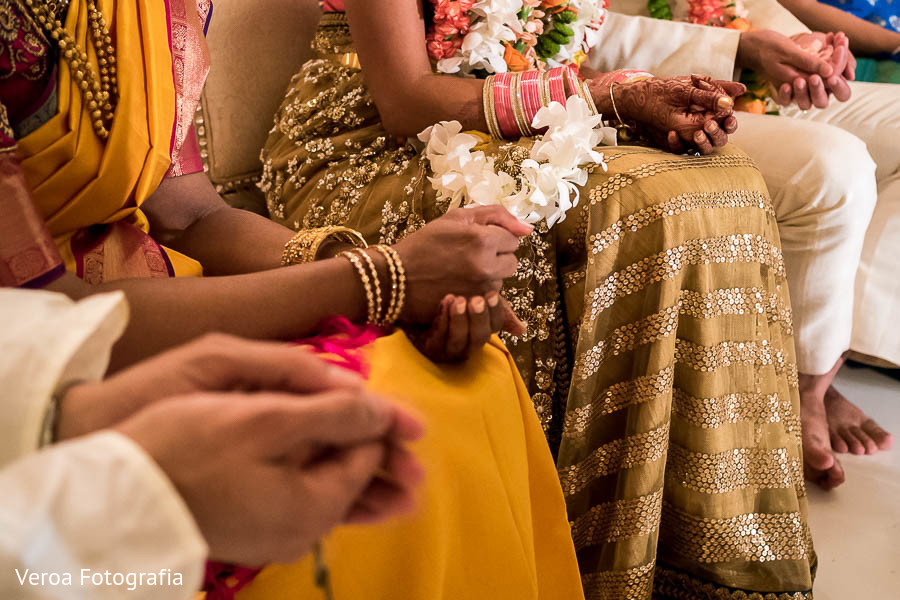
[256, 12, 815, 600]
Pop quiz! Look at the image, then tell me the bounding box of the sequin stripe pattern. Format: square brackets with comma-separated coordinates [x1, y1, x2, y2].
[570, 489, 663, 548]
[581, 560, 656, 600]
[666, 444, 806, 497]
[672, 388, 802, 437]
[587, 190, 774, 265]
[563, 372, 801, 441]
[558, 425, 670, 496]
[659, 503, 812, 564]
[564, 367, 674, 437]
[675, 339, 798, 384]
[652, 566, 812, 600]
[582, 234, 787, 325]
[567, 153, 762, 251]
[559, 421, 804, 500]
[573, 289, 794, 382]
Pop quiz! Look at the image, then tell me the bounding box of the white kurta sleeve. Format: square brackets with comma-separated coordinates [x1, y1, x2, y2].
[0, 432, 208, 599]
[588, 13, 742, 81]
[0, 290, 128, 468]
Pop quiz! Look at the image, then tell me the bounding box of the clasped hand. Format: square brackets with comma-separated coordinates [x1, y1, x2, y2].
[606, 75, 747, 155]
[739, 29, 855, 110]
[392, 206, 530, 362]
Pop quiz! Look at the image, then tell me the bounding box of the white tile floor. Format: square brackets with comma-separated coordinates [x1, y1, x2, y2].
[807, 366, 900, 599]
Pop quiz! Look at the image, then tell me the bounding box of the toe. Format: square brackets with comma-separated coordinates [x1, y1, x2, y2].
[862, 419, 894, 451]
[802, 437, 835, 471]
[849, 426, 879, 455]
[840, 427, 866, 455]
[830, 431, 849, 454]
[824, 459, 846, 490]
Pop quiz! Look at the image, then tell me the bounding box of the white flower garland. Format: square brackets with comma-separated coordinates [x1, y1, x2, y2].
[437, 0, 607, 76]
[418, 95, 616, 227]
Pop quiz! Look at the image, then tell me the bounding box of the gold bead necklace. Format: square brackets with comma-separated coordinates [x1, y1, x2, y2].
[21, 0, 118, 140]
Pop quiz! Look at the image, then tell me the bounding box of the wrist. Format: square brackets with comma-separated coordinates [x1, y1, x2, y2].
[736, 31, 758, 70]
[56, 381, 107, 441]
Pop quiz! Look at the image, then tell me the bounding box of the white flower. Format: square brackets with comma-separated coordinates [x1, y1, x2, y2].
[419, 92, 611, 227]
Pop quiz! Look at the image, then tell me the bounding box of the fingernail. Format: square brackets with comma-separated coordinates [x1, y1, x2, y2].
[706, 121, 719, 133]
[716, 96, 733, 111]
[471, 297, 485, 314]
[486, 293, 500, 308]
[454, 298, 466, 314]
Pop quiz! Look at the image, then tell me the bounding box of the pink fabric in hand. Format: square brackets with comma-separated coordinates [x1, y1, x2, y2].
[202, 316, 384, 600]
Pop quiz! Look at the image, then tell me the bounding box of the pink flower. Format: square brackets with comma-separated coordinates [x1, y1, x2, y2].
[687, 0, 726, 25]
[433, 0, 474, 22]
[435, 21, 462, 37]
[426, 32, 463, 60]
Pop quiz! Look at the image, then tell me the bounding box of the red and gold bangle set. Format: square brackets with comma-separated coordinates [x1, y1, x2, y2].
[482, 66, 597, 139]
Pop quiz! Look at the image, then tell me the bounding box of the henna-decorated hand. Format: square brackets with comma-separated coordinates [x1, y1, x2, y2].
[598, 75, 746, 155]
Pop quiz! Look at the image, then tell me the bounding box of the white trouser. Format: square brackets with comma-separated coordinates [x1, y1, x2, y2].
[731, 109, 877, 375]
[780, 81, 900, 367]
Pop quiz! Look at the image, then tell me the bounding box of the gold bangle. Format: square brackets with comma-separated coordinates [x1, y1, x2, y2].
[511, 72, 532, 137]
[580, 79, 599, 116]
[539, 70, 552, 109]
[371, 245, 398, 326]
[609, 82, 631, 128]
[282, 226, 368, 266]
[382, 245, 406, 324]
[483, 75, 502, 139]
[357, 249, 383, 324]
[340, 249, 377, 324]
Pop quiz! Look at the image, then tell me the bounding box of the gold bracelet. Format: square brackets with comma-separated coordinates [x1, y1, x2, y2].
[580, 79, 599, 116]
[340, 249, 377, 324]
[382, 245, 406, 324]
[483, 75, 503, 139]
[608, 82, 630, 127]
[539, 70, 552, 109]
[511, 73, 533, 137]
[357, 249, 383, 324]
[282, 226, 368, 266]
[371, 245, 398, 326]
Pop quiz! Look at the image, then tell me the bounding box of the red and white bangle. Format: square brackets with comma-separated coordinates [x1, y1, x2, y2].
[547, 66, 567, 104]
[493, 72, 520, 138]
[520, 70, 544, 130]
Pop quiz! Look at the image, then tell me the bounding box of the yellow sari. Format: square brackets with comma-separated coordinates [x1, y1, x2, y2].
[237, 333, 584, 600]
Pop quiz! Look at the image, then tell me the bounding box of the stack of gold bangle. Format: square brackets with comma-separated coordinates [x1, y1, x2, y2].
[339, 245, 406, 327]
[281, 226, 368, 266]
[482, 74, 503, 139]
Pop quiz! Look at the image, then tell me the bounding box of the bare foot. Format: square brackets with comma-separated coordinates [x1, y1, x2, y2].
[825, 385, 894, 455]
[800, 385, 845, 490]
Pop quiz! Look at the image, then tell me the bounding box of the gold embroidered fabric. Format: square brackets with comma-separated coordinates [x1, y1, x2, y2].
[257, 13, 814, 599]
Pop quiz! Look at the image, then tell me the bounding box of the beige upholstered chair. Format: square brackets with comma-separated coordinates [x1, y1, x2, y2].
[196, 0, 321, 214]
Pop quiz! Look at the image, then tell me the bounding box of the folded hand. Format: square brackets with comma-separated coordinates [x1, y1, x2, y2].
[410, 291, 525, 363]
[393, 206, 531, 325]
[614, 75, 746, 154]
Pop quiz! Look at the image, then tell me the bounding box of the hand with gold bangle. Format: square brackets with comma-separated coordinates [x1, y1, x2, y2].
[313, 207, 529, 361]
